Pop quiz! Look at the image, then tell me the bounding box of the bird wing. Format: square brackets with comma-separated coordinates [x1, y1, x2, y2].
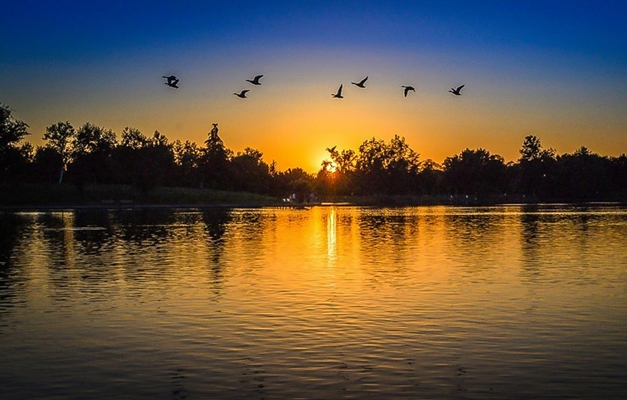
[359, 76, 368, 85]
[457, 85, 465, 91]
[255, 74, 263, 81]
[337, 84, 343, 95]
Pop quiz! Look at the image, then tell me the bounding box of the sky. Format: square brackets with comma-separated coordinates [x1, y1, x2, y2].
[1, 0, 626, 173]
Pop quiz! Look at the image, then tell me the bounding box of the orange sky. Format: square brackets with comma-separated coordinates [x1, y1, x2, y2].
[3, 2, 627, 173]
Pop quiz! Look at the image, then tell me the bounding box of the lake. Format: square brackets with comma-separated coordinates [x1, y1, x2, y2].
[1, 204, 626, 399]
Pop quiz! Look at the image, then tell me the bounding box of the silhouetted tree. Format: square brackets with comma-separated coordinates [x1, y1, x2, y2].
[32, 145, 63, 183]
[316, 147, 356, 196]
[443, 148, 507, 195]
[384, 135, 421, 194]
[134, 131, 175, 193]
[275, 168, 314, 201]
[43, 121, 76, 183]
[0, 104, 30, 184]
[353, 135, 420, 194]
[67, 122, 117, 189]
[553, 147, 611, 199]
[417, 159, 443, 195]
[172, 139, 202, 187]
[355, 137, 388, 194]
[200, 124, 232, 189]
[515, 135, 556, 198]
[608, 154, 627, 198]
[73, 122, 117, 156]
[110, 127, 149, 185]
[230, 147, 271, 194]
[120, 126, 149, 150]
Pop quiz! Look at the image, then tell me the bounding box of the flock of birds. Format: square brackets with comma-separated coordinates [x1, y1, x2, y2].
[162, 74, 465, 99]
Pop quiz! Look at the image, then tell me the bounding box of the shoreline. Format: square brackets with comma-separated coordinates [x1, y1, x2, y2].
[2, 184, 625, 212]
[2, 199, 626, 212]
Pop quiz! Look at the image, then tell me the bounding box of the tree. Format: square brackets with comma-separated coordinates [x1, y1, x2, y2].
[200, 123, 232, 189]
[120, 126, 149, 150]
[443, 148, 507, 195]
[230, 147, 271, 194]
[519, 135, 543, 162]
[553, 147, 610, 199]
[73, 122, 117, 156]
[0, 104, 30, 184]
[172, 139, 202, 187]
[516, 135, 556, 197]
[32, 145, 63, 183]
[418, 159, 443, 195]
[316, 146, 356, 196]
[43, 121, 76, 183]
[275, 168, 314, 202]
[0, 104, 29, 151]
[353, 135, 420, 195]
[134, 131, 175, 192]
[67, 122, 118, 189]
[384, 135, 421, 194]
[355, 137, 390, 194]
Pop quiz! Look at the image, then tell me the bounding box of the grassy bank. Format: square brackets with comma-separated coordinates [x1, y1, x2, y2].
[3, 184, 625, 211]
[0, 184, 280, 209]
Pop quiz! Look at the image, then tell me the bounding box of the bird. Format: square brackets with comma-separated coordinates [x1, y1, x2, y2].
[163, 75, 179, 88]
[449, 85, 465, 95]
[332, 84, 344, 98]
[401, 85, 415, 97]
[234, 90, 250, 98]
[246, 74, 264, 85]
[351, 76, 368, 88]
[326, 146, 337, 153]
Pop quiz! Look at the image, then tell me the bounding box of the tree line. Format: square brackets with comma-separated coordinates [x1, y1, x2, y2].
[2, 103, 626, 202]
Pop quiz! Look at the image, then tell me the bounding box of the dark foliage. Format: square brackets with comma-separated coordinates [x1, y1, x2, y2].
[2, 103, 627, 203]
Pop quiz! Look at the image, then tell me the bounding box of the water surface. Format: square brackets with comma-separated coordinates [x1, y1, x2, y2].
[1, 205, 626, 399]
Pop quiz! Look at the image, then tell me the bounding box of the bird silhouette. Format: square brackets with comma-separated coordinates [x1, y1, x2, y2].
[163, 75, 179, 88]
[449, 85, 465, 95]
[332, 84, 344, 98]
[234, 90, 250, 98]
[402, 85, 415, 97]
[246, 74, 264, 85]
[326, 146, 337, 153]
[351, 76, 368, 88]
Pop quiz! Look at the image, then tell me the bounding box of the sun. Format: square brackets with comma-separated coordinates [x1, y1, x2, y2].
[325, 162, 338, 173]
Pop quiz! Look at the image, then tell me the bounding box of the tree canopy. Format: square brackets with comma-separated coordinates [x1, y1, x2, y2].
[2, 102, 627, 203]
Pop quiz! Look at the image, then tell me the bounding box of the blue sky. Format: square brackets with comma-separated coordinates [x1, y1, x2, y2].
[2, 0, 626, 171]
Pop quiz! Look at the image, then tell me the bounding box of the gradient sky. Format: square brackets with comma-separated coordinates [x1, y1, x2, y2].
[2, 0, 626, 172]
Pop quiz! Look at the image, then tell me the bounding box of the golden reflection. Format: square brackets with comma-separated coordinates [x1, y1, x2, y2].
[327, 207, 337, 265]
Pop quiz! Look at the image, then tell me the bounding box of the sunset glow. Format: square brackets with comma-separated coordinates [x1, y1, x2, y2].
[2, 1, 626, 173]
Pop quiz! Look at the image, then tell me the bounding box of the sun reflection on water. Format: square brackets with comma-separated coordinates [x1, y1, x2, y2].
[326, 206, 337, 265]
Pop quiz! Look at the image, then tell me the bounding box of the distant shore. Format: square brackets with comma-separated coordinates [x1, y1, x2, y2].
[2, 184, 625, 212]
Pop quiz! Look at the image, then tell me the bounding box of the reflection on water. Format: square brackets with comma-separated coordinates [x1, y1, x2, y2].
[327, 207, 337, 264]
[1, 205, 627, 399]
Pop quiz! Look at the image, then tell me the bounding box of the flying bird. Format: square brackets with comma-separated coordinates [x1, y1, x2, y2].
[326, 146, 337, 153]
[449, 85, 465, 95]
[246, 74, 264, 85]
[163, 75, 179, 88]
[332, 84, 344, 98]
[402, 85, 415, 97]
[234, 90, 250, 98]
[351, 76, 368, 88]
